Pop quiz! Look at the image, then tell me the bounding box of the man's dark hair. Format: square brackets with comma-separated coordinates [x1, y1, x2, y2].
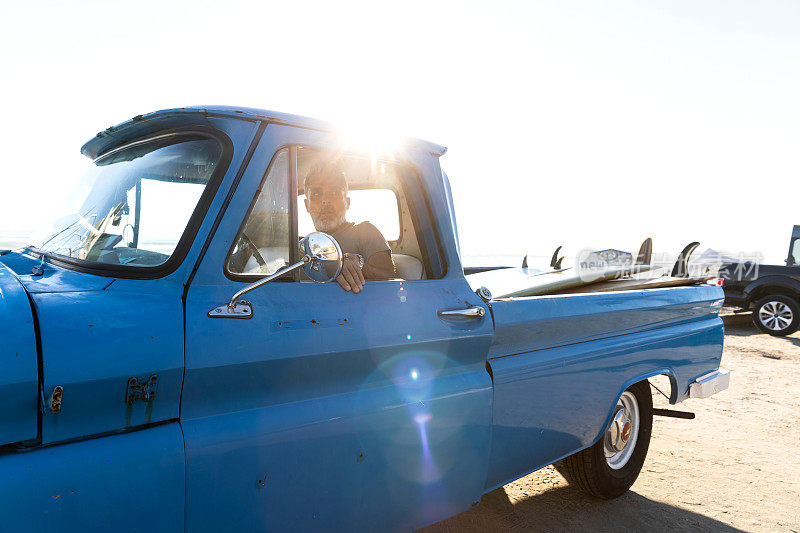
[304, 159, 348, 193]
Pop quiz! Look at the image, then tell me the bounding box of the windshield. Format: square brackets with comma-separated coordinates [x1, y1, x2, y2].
[37, 135, 222, 268]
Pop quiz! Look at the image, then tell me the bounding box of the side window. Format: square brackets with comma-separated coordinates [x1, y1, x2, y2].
[791, 239, 800, 265]
[226, 149, 291, 276]
[296, 147, 442, 280]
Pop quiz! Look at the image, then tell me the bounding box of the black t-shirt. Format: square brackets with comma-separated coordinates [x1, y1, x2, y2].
[330, 221, 391, 260]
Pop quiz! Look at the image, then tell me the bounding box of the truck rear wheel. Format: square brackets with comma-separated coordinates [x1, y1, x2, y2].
[752, 295, 800, 336]
[554, 380, 653, 499]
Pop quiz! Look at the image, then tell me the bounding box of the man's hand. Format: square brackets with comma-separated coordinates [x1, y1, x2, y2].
[336, 253, 366, 293]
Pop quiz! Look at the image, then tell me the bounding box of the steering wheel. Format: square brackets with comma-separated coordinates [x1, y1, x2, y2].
[239, 234, 268, 270]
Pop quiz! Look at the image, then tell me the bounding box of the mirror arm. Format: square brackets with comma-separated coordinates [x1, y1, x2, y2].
[228, 256, 310, 309]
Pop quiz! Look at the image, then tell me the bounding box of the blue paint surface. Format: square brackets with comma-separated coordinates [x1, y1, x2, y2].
[487, 285, 724, 358]
[0, 262, 39, 446]
[0, 423, 185, 532]
[185, 280, 494, 531]
[0, 252, 114, 293]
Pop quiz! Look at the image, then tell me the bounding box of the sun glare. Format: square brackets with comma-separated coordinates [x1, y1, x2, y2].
[336, 117, 405, 157]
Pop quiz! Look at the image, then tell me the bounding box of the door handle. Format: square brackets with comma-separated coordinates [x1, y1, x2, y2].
[438, 306, 486, 319]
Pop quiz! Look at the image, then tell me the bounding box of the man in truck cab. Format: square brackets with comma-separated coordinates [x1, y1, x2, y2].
[304, 160, 396, 293]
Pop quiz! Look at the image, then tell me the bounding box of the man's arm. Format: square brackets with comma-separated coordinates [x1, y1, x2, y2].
[335, 251, 395, 293]
[333, 222, 395, 293]
[362, 250, 396, 281]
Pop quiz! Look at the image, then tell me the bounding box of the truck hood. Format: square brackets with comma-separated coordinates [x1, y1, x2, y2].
[0, 252, 113, 293]
[0, 261, 40, 445]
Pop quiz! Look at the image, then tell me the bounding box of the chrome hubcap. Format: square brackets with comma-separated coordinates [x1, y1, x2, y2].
[604, 391, 640, 469]
[759, 301, 794, 331]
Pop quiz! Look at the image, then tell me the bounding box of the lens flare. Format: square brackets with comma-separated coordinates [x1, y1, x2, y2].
[397, 285, 407, 303]
[353, 350, 478, 488]
[413, 413, 431, 425]
[338, 120, 404, 156]
[413, 411, 439, 483]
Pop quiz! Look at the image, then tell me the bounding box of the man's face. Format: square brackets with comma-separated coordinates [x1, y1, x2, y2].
[304, 182, 350, 233]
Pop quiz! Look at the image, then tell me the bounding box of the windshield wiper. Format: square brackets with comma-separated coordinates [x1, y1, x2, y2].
[39, 219, 80, 249]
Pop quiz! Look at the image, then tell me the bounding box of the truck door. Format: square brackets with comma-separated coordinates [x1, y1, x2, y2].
[0, 263, 39, 446]
[183, 124, 494, 531]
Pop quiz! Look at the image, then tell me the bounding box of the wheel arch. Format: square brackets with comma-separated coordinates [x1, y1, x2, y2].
[554, 375, 657, 499]
[744, 278, 800, 307]
[588, 369, 673, 450]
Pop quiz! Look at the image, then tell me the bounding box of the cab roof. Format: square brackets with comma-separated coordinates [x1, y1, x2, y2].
[81, 105, 447, 160]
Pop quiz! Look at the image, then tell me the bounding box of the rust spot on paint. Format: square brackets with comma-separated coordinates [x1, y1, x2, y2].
[52, 495, 61, 500]
[49, 386, 64, 414]
[256, 474, 268, 489]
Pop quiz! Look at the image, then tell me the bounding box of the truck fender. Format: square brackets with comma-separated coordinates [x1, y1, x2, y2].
[590, 369, 678, 449]
[743, 276, 800, 303]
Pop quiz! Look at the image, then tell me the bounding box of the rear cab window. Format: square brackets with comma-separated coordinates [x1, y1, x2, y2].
[298, 188, 400, 243]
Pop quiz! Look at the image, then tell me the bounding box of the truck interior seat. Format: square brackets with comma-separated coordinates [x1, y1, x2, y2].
[393, 253, 425, 280]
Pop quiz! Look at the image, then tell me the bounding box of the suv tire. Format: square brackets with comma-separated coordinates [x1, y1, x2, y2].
[752, 295, 800, 336]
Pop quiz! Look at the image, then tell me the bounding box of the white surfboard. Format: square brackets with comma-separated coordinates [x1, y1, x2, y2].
[555, 275, 717, 294]
[466, 264, 657, 299]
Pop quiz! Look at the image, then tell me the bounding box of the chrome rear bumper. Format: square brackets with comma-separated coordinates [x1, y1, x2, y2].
[689, 369, 730, 399]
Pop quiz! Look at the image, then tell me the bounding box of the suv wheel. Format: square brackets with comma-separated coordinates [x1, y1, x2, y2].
[752, 295, 800, 336]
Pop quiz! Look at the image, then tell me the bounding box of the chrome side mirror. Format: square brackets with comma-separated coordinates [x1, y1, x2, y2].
[208, 232, 343, 319]
[300, 231, 343, 283]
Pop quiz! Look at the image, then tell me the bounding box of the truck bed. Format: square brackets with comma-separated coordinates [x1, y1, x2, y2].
[484, 285, 724, 489]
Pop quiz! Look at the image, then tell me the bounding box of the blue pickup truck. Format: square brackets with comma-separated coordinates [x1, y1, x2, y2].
[0, 107, 729, 532]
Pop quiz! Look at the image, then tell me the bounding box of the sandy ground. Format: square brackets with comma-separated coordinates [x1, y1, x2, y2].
[424, 312, 800, 532]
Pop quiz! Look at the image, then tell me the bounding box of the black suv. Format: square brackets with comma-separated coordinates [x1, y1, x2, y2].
[720, 225, 800, 336]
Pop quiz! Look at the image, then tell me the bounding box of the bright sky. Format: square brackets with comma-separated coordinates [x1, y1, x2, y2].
[1, 0, 798, 265]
